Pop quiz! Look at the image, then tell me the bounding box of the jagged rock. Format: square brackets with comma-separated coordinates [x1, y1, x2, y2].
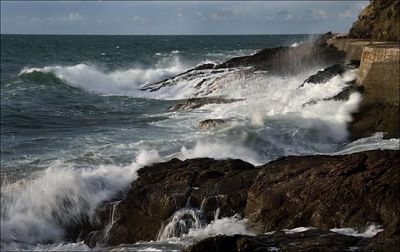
[246, 150, 400, 239]
[169, 97, 244, 111]
[185, 229, 400, 252]
[198, 119, 230, 129]
[193, 63, 215, 70]
[349, 102, 400, 140]
[215, 33, 345, 75]
[104, 158, 256, 245]
[348, 0, 400, 41]
[299, 60, 360, 87]
[80, 150, 399, 247]
[141, 33, 344, 95]
[328, 85, 364, 101]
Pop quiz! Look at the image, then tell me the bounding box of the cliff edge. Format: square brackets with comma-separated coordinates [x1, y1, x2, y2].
[348, 0, 400, 41]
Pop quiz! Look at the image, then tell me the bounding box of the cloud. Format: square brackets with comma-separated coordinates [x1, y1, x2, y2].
[308, 9, 328, 19]
[339, 10, 353, 18]
[66, 12, 83, 21]
[132, 15, 147, 23]
[47, 12, 83, 22]
[176, 12, 183, 21]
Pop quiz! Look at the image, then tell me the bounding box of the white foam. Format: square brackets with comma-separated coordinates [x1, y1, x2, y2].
[0, 150, 161, 245]
[283, 227, 315, 234]
[291, 42, 303, 47]
[330, 224, 383, 238]
[19, 58, 186, 96]
[179, 141, 263, 165]
[335, 132, 400, 154]
[184, 215, 254, 241]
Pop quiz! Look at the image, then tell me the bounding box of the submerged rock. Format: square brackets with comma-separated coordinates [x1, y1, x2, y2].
[169, 97, 244, 111]
[197, 119, 230, 129]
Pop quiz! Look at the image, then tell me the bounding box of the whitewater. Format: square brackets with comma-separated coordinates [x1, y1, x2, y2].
[1, 35, 399, 251]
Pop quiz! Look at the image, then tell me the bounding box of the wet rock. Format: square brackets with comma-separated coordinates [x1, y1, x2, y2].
[193, 63, 215, 70]
[198, 119, 231, 129]
[104, 158, 256, 245]
[185, 229, 399, 252]
[349, 102, 400, 140]
[215, 33, 345, 75]
[302, 84, 364, 107]
[299, 60, 360, 87]
[246, 150, 400, 239]
[169, 97, 244, 111]
[81, 150, 399, 247]
[328, 84, 364, 101]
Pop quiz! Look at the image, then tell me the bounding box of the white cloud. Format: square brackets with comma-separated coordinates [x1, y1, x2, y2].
[132, 15, 147, 23]
[309, 9, 328, 19]
[66, 12, 83, 21]
[177, 12, 183, 21]
[285, 14, 294, 21]
[339, 10, 353, 18]
[46, 12, 83, 22]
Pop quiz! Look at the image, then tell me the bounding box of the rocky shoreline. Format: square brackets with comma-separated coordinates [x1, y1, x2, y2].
[77, 150, 399, 250]
[70, 1, 399, 250]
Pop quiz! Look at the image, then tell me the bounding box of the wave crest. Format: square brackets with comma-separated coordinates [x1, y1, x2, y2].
[19, 58, 186, 95]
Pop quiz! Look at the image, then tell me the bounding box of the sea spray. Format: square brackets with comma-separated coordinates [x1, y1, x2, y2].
[18, 57, 187, 96]
[0, 150, 161, 245]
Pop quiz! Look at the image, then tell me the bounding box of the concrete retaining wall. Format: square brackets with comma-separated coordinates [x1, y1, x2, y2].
[357, 44, 400, 105]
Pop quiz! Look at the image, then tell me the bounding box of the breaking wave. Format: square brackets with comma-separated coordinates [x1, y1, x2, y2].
[19, 57, 187, 96]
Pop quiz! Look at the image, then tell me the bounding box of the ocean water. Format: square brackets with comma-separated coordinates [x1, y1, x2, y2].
[1, 34, 399, 251]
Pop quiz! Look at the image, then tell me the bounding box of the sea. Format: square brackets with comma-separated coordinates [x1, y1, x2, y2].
[1, 34, 399, 251]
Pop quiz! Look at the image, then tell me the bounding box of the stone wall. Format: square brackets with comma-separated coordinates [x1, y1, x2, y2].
[357, 43, 400, 105]
[327, 38, 399, 139]
[327, 38, 371, 60]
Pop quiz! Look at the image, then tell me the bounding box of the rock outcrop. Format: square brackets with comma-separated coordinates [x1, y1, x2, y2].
[185, 229, 399, 252]
[102, 158, 257, 245]
[169, 97, 244, 111]
[80, 150, 399, 247]
[348, 0, 400, 42]
[215, 34, 345, 75]
[197, 119, 231, 129]
[299, 60, 360, 87]
[245, 150, 400, 238]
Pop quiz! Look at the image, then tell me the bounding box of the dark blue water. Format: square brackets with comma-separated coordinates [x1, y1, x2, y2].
[1, 34, 309, 177]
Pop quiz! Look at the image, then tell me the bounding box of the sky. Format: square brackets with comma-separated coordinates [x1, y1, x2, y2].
[1, 1, 369, 35]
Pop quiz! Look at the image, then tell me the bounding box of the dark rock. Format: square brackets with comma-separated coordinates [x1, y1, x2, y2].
[81, 150, 399, 247]
[299, 60, 360, 87]
[185, 229, 399, 252]
[215, 36, 345, 75]
[141, 33, 344, 96]
[348, 0, 400, 41]
[198, 119, 231, 129]
[302, 84, 364, 107]
[193, 63, 215, 70]
[104, 158, 256, 245]
[328, 84, 364, 101]
[349, 102, 400, 140]
[169, 97, 244, 111]
[245, 150, 400, 238]
[140, 63, 215, 92]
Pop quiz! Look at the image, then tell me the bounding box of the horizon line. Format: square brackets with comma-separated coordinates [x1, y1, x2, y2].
[1, 32, 334, 36]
